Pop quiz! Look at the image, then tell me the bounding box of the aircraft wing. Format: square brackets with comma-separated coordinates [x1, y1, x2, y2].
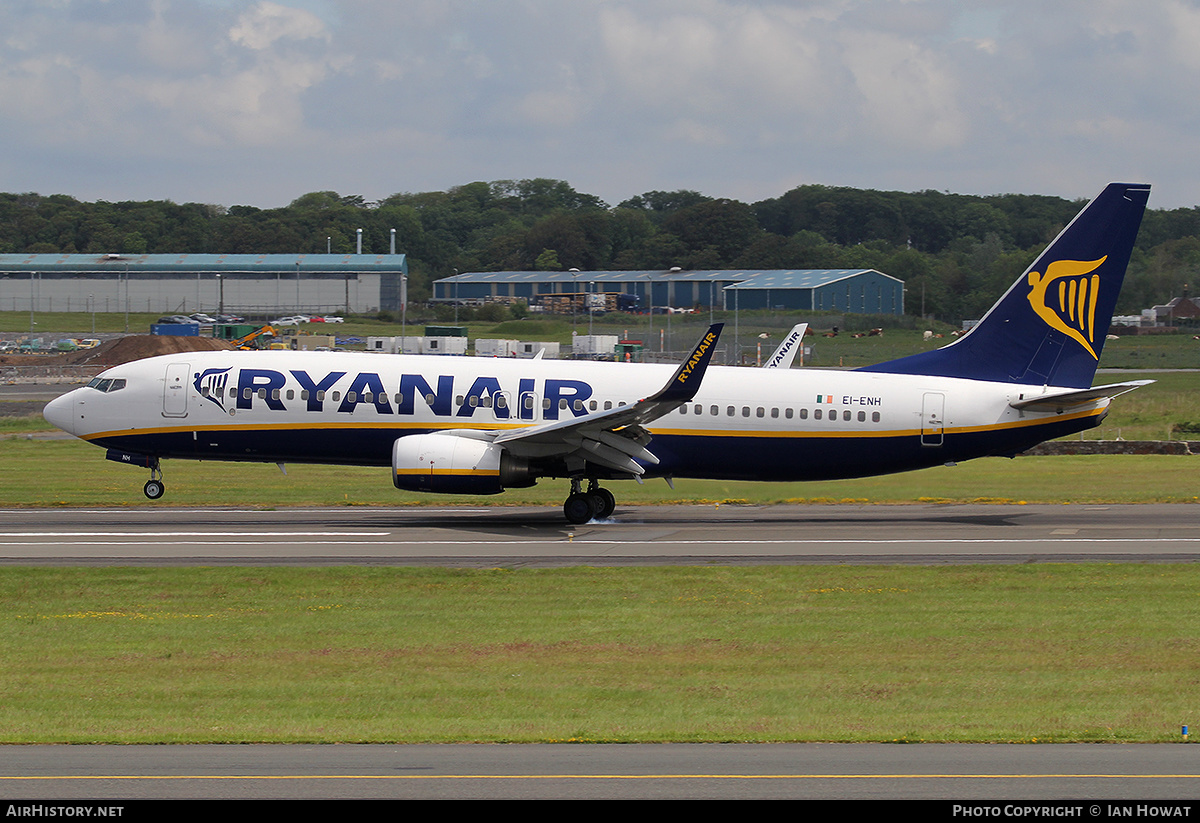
[486, 323, 724, 476]
[763, 323, 807, 368]
[1009, 380, 1154, 412]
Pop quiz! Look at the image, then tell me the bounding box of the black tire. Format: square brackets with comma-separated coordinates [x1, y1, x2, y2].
[143, 479, 164, 500]
[563, 492, 596, 524]
[589, 488, 616, 519]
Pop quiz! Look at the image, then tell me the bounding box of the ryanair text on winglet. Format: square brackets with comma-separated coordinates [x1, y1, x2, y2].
[676, 331, 717, 384]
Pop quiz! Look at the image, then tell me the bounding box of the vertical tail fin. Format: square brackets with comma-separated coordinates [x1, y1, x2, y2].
[860, 182, 1150, 388]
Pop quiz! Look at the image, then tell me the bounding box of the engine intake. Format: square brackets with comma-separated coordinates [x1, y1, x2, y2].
[392, 434, 534, 494]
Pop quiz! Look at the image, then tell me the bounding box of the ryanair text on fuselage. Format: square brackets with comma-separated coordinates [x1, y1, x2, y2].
[199, 367, 596, 421]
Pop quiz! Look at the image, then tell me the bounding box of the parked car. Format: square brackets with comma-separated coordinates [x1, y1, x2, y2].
[190, 313, 217, 323]
[319, 316, 344, 323]
[157, 315, 198, 325]
[271, 315, 309, 325]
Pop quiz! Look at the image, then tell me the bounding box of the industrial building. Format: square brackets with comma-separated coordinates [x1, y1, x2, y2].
[432, 268, 904, 315]
[0, 253, 409, 315]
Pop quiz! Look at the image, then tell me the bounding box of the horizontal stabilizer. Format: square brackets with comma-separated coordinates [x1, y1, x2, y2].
[1009, 380, 1154, 412]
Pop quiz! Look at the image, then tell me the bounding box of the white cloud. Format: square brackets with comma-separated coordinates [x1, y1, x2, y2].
[229, 1, 329, 51]
[0, 0, 1196, 209]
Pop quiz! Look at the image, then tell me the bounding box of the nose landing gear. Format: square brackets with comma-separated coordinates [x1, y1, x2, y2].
[143, 460, 164, 500]
[562, 478, 616, 524]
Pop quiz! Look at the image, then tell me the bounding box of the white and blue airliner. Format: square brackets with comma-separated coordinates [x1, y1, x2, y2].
[43, 183, 1152, 523]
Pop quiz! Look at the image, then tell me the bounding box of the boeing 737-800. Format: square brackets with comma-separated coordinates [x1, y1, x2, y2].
[43, 183, 1152, 523]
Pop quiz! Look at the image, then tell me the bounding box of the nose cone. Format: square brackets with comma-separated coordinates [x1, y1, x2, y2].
[43, 391, 76, 435]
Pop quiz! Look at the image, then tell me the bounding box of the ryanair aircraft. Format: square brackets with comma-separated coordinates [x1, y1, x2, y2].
[43, 183, 1151, 524]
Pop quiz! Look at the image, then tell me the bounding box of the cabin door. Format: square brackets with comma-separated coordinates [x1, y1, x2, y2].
[921, 392, 944, 447]
[163, 362, 190, 418]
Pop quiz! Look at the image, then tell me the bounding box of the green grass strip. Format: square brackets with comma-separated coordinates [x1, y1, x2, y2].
[0, 565, 1196, 743]
[3, 438, 1199, 506]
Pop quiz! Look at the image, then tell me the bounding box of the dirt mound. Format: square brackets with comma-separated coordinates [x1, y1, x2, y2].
[0, 336, 235, 369]
[58, 335, 235, 366]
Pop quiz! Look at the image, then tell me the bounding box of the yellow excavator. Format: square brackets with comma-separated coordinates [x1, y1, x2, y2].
[229, 325, 279, 350]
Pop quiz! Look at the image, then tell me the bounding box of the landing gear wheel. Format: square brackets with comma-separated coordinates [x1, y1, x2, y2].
[563, 492, 596, 525]
[143, 479, 165, 500]
[588, 488, 616, 519]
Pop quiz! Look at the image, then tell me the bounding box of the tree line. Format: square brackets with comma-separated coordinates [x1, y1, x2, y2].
[2, 179, 1197, 324]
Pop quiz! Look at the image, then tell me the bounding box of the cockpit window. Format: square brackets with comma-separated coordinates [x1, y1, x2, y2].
[86, 377, 126, 393]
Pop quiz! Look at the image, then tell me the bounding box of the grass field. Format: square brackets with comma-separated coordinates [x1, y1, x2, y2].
[1, 564, 1197, 743]
[0, 437, 1198, 507]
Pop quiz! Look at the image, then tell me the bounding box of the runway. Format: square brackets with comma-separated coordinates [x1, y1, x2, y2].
[0, 502, 1197, 566]
[1, 743, 1198, 800]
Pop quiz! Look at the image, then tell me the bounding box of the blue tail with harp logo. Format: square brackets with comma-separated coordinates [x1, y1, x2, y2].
[860, 183, 1150, 389]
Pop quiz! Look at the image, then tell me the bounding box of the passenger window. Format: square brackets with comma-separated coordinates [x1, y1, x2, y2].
[727, 406, 735, 416]
[814, 409, 822, 420]
[742, 407, 750, 417]
[785, 408, 793, 419]
[799, 408, 807, 419]
[843, 410, 851, 421]
[711, 405, 719, 416]
[872, 412, 880, 423]
[857, 411, 866, 422]
[771, 408, 779, 418]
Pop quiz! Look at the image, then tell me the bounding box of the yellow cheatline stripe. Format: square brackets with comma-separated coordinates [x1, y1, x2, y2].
[393, 469, 497, 477]
[80, 406, 1106, 444]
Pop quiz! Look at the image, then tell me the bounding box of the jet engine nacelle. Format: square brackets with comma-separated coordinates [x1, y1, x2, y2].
[392, 434, 535, 494]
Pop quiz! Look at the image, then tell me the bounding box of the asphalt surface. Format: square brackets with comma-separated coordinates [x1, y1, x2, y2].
[1, 742, 1198, 800]
[0, 502, 1196, 566]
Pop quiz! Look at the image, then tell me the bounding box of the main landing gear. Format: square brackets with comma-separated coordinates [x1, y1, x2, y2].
[143, 459, 164, 500]
[562, 478, 616, 524]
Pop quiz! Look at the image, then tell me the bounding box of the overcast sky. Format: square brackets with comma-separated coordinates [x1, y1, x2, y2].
[1, 0, 1196, 211]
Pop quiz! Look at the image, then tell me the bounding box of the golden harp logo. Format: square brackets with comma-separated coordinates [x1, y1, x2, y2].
[1026, 256, 1107, 359]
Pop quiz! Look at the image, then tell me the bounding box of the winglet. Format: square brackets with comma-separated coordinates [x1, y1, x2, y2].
[653, 323, 723, 403]
[763, 323, 808, 368]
